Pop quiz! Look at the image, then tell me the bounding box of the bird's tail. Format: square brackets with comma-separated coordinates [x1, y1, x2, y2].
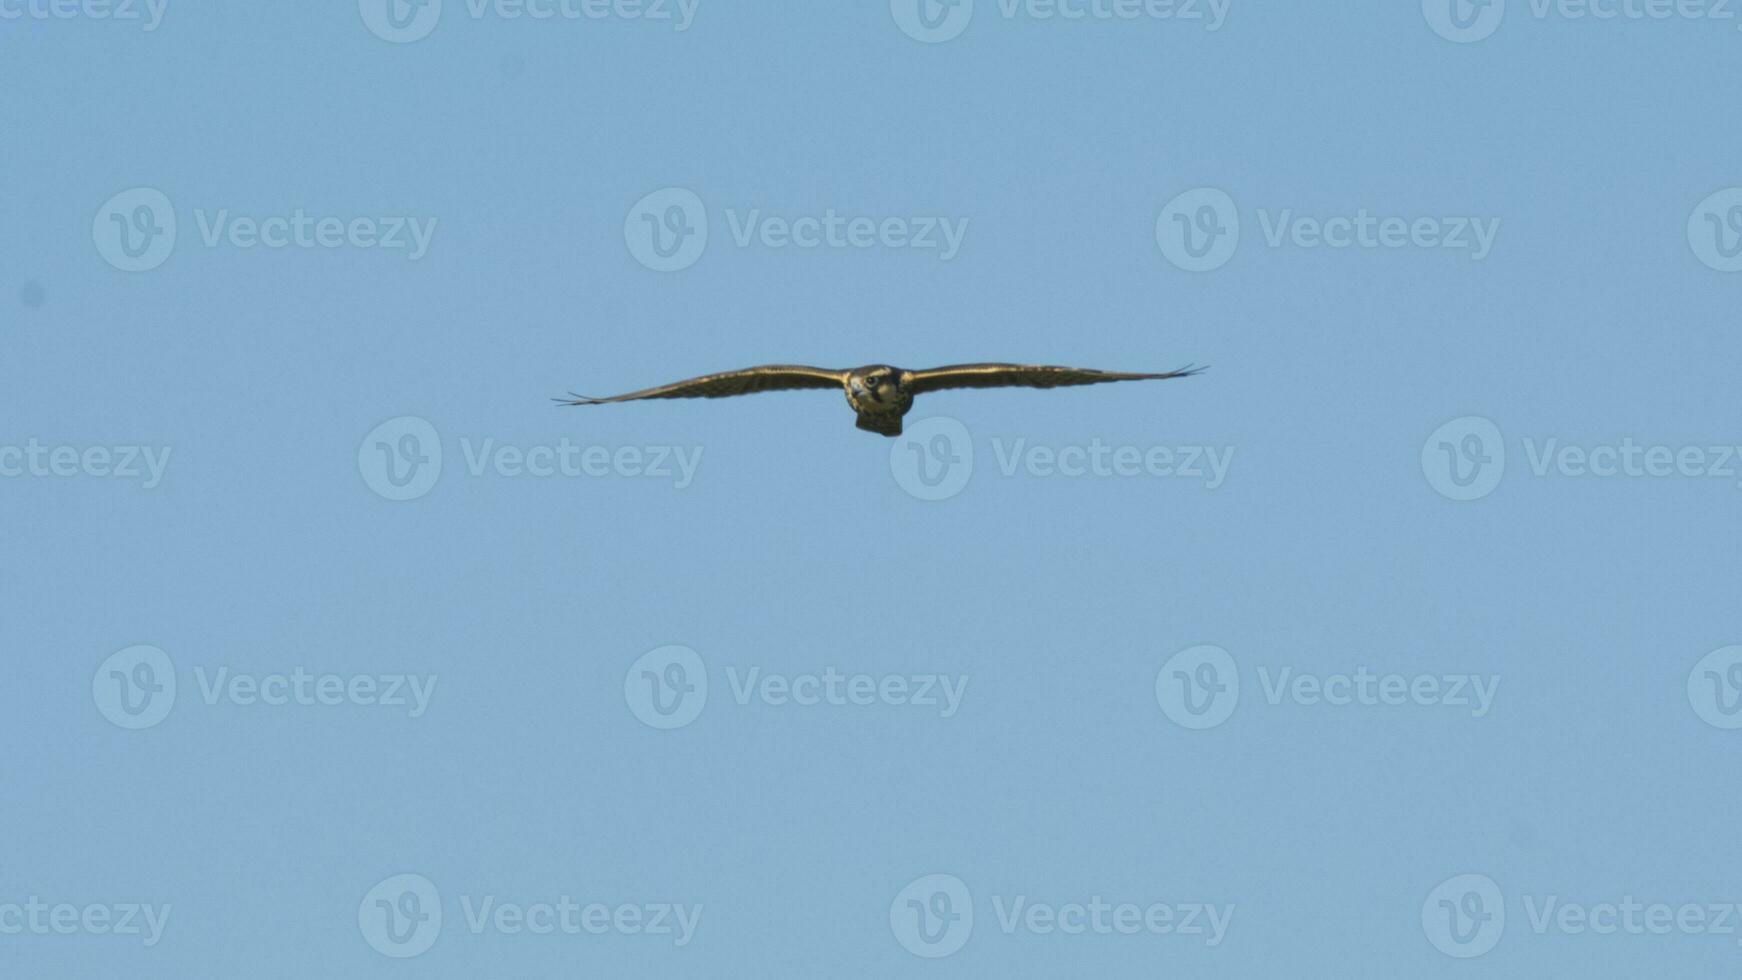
[855, 413, 903, 437]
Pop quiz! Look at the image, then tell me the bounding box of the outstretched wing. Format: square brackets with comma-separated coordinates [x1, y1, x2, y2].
[901, 363, 1204, 395]
[559, 365, 847, 405]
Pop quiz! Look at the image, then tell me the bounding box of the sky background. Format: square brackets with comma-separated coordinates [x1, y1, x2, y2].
[4, 0, 1742, 975]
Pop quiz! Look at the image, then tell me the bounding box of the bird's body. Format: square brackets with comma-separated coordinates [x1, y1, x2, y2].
[842, 365, 913, 435]
[559, 362, 1203, 437]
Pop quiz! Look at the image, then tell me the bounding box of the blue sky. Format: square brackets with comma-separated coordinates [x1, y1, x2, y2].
[3, 1, 1741, 975]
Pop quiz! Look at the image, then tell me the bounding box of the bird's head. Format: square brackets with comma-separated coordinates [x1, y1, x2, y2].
[848, 365, 902, 404]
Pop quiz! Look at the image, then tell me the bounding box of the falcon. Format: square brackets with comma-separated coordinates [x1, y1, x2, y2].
[557, 362, 1204, 436]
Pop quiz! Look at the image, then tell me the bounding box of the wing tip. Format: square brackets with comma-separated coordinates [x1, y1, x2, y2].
[553, 391, 605, 407]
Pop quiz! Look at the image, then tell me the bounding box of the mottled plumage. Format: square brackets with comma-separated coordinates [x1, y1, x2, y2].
[558, 362, 1204, 437]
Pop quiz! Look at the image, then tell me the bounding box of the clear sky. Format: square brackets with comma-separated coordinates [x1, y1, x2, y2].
[4, 1, 1741, 976]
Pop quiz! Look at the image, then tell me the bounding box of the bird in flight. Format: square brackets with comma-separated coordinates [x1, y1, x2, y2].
[557, 362, 1204, 436]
